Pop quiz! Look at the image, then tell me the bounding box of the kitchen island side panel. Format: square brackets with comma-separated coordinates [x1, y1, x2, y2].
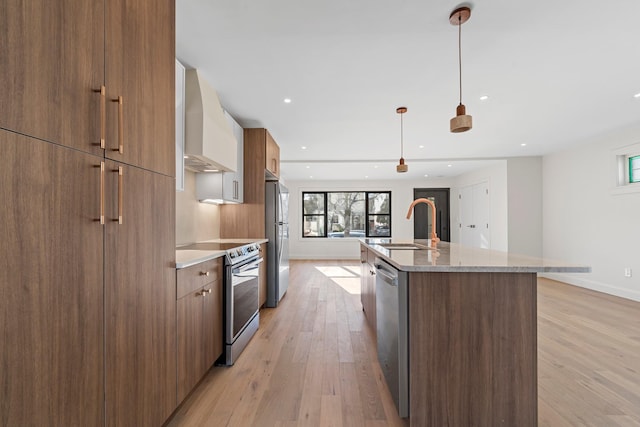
[408, 272, 537, 427]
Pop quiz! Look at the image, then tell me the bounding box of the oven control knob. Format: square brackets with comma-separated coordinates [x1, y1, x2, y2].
[229, 252, 236, 258]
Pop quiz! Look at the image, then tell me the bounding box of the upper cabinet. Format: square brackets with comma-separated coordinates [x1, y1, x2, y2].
[223, 111, 244, 202]
[105, 1, 175, 176]
[265, 130, 280, 179]
[0, 1, 104, 156]
[0, 1, 175, 177]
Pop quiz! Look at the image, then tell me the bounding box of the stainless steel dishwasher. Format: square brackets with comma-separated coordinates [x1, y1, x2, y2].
[375, 257, 409, 418]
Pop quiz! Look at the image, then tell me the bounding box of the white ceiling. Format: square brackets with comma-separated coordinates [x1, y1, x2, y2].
[176, 0, 640, 181]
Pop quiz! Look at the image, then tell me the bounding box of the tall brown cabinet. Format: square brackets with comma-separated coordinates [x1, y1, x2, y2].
[0, 2, 176, 426]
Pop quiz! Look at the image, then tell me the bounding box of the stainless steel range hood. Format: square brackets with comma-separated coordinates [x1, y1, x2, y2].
[184, 69, 237, 173]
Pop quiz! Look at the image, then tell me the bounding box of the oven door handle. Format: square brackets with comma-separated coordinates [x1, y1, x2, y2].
[232, 257, 264, 274]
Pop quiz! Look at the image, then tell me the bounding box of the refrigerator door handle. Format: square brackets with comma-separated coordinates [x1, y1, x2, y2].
[278, 186, 284, 263]
[277, 223, 283, 263]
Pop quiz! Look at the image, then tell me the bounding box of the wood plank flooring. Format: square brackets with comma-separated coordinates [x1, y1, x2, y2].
[537, 277, 640, 427]
[167, 261, 640, 427]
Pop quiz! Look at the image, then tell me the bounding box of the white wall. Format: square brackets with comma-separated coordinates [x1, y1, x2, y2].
[287, 178, 453, 260]
[542, 123, 640, 301]
[507, 157, 543, 257]
[176, 171, 220, 245]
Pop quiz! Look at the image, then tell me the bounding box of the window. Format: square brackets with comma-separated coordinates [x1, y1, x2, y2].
[612, 143, 640, 195]
[302, 191, 391, 238]
[629, 155, 640, 183]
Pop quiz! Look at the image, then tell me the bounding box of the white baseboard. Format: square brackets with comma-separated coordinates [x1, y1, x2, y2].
[541, 273, 640, 302]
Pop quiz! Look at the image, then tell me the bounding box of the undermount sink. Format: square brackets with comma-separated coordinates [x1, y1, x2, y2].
[378, 243, 434, 250]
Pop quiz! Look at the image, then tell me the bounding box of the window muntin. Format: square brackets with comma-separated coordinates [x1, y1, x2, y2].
[303, 193, 325, 237]
[302, 191, 391, 238]
[630, 155, 640, 183]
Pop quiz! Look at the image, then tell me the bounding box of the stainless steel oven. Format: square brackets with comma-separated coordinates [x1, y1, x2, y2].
[222, 243, 262, 365]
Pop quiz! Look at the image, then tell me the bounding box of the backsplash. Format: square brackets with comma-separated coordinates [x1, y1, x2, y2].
[176, 171, 219, 245]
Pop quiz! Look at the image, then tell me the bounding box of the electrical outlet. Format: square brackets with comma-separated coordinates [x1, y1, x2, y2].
[624, 267, 632, 278]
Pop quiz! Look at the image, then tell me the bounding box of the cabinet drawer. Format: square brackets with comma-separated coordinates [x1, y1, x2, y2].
[177, 258, 223, 299]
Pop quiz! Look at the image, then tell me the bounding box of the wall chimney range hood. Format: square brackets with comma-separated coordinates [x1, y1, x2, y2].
[184, 69, 238, 173]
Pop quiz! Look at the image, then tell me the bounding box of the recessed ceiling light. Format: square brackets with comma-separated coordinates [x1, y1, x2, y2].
[306, 165, 310, 169]
[634, 93, 640, 98]
[374, 165, 379, 169]
[480, 95, 489, 101]
[309, 175, 313, 179]
[203, 169, 219, 172]
[364, 175, 369, 179]
[521, 143, 527, 147]
[284, 98, 292, 103]
[424, 174, 429, 177]
[419, 145, 424, 149]
[301, 146, 307, 150]
[447, 164, 453, 168]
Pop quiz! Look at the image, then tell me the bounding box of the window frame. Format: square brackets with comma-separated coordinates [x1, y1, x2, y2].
[302, 191, 392, 238]
[629, 155, 640, 184]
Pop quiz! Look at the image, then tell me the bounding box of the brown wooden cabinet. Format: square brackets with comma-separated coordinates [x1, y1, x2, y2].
[105, 0, 175, 176]
[360, 244, 377, 335]
[176, 258, 224, 403]
[105, 161, 176, 427]
[1, 0, 177, 425]
[408, 272, 538, 426]
[265, 130, 280, 178]
[0, 1, 104, 156]
[219, 128, 280, 238]
[0, 131, 104, 426]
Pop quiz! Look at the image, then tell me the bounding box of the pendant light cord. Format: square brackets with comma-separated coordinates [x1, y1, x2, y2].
[458, 14, 462, 106]
[400, 111, 404, 157]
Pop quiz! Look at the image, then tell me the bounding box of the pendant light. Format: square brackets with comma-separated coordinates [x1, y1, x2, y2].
[449, 6, 472, 133]
[396, 106, 408, 173]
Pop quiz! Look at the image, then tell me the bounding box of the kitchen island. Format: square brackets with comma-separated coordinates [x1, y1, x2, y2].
[360, 238, 589, 427]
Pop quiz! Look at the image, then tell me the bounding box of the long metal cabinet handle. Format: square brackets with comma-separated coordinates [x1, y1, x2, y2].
[375, 265, 398, 286]
[94, 86, 106, 149]
[232, 257, 264, 274]
[99, 161, 105, 225]
[117, 166, 123, 224]
[112, 95, 124, 154]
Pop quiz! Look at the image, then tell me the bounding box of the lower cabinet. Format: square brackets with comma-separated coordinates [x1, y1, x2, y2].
[1, 131, 177, 426]
[0, 131, 104, 426]
[360, 244, 377, 335]
[176, 258, 223, 402]
[105, 161, 177, 427]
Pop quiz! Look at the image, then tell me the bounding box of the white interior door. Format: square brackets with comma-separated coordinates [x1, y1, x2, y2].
[459, 182, 490, 248]
[460, 186, 473, 247]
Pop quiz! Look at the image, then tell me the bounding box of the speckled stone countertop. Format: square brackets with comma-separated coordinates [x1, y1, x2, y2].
[175, 238, 268, 269]
[361, 238, 591, 273]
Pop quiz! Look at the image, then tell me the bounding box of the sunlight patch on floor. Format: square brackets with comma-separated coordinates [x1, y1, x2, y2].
[315, 265, 362, 295]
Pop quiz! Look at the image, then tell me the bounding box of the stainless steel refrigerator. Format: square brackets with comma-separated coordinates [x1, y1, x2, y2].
[265, 181, 289, 307]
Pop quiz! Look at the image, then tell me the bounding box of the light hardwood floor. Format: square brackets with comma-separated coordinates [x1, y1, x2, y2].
[167, 260, 640, 427]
